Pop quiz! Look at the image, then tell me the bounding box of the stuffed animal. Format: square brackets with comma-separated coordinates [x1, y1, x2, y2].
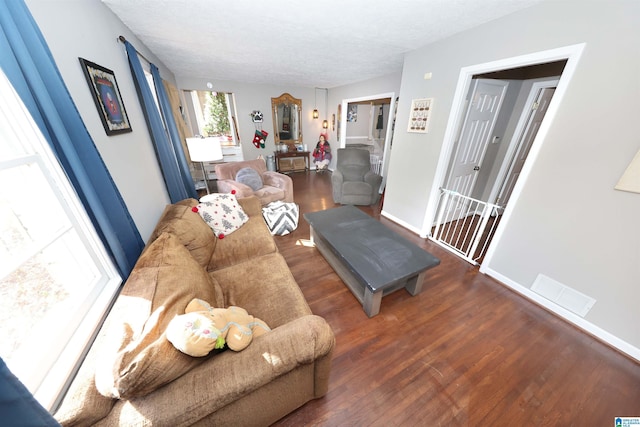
[166, 298, 270, 357]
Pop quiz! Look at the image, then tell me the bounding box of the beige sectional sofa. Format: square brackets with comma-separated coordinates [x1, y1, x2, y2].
[54, 196, 335, 426]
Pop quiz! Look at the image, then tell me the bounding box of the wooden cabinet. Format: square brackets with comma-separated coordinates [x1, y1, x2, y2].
[275, 151, 310, 172]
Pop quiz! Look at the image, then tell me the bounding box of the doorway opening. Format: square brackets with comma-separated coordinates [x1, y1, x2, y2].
[423, 44, 586, 267]
[338, 92, 397, 194]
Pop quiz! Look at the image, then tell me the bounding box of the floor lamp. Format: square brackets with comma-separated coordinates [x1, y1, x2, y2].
[186, 137, 223, 194]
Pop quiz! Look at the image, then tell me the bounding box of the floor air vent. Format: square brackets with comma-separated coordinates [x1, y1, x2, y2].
[531, 274, 596, 317]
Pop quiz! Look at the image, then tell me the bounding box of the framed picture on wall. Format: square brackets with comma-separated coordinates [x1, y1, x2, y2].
[79, 58, 132, 135]
[347, 104, 358, 122]
[407, 98, 433, 133]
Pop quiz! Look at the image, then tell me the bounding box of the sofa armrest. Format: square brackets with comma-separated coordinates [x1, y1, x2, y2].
[216, 179, 254, 199]
[331, 169, 344, 186]
[99, 315, 335, 426]
[331, 170, 344, 202]
[262, 171, 294, 202]
[364, 171, 382, 190]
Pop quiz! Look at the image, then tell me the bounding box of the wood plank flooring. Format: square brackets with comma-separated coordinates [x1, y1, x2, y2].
[268, 171, 640, 426]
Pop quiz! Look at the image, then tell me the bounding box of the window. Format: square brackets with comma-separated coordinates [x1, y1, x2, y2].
[0, 71, 121, 410]
[183, 90, 239, 146]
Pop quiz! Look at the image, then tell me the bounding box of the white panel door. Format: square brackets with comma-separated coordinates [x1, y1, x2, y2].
[496, 87, 556, 206]
[447, 79, 508, 197]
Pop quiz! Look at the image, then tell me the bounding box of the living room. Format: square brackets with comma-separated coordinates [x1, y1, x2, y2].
[2, 0, 639, 425]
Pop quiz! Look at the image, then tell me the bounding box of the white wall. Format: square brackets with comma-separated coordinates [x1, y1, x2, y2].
[25, 0, 173, 241]
[326, 72, 402, 170]
[176, 78, 320, 161]
[23, 0, 344, 245]
[25, 0, 385, 240]
[385, 0, 640, 355]
[329, 72, 402, 140]
[176, 73, 401, 172]
[345, 104, 371, 140]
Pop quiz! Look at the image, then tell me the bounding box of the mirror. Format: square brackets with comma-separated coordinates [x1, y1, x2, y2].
[271, 93, 302, 150]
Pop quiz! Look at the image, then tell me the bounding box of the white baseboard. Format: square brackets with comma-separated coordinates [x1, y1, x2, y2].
[482, 266, 640, 363]
[380, 210, 422, 235]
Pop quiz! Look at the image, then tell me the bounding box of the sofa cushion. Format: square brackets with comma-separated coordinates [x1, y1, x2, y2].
[343, 181, 372, 195]
[148, 199, 217, 268]
[235, 167, 263, 191]
[196, 193, 249, 238]
[94, 232, 224, 399]
[211, 252, 312, 328]
[207, 200, 278, 271]
[250, 186, 284, 206]
[341, 165, 368, 182]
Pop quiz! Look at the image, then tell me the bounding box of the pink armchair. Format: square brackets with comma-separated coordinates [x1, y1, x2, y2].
[215, 159, 294, 205]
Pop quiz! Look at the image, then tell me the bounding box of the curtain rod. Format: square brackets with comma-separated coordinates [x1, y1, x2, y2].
[118, 35, 152, 66]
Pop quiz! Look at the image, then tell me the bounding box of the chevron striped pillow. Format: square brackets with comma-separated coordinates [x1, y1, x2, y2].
[261, 201, 299, 236]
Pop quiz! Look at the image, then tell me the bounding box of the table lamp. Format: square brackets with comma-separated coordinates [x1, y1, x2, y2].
[186, 136, 223, 194]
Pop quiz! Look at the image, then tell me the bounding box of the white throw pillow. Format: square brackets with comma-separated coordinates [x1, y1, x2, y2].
[195, 193, 248, 238]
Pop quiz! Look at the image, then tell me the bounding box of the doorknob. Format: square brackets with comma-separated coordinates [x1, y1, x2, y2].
[473, 166, 480, 171]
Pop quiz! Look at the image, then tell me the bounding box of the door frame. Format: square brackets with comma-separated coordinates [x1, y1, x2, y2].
[420, 43, 586, 271]
[488, 78, 559, 206]
[338, 92, 396, 192]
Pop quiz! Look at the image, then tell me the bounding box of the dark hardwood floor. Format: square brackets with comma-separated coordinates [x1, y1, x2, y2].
[267, 171, 640, 426]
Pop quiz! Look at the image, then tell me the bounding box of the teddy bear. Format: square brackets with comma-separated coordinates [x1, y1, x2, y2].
[166, 298, 270, 357]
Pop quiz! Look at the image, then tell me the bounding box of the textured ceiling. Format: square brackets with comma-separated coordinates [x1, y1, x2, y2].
[102, 0, 544, 88]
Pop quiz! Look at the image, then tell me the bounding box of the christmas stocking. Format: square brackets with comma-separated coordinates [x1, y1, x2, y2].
[252, 130, 262, 148]
[260, 130, 268, 149]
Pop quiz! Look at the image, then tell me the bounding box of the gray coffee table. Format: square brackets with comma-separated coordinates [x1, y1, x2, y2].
[304, 205, 440, 317]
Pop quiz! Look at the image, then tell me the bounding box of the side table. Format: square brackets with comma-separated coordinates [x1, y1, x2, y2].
[275, 151, 310, 172]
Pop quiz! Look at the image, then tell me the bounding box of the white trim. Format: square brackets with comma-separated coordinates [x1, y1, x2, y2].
[483, 267, 640, 363]
[380, 209, 422, 235]
[339, 92, 396, 192]
[226, 92, 240, 145]
[0, 70, 122, 410]
[39, 278, 121, 410]
[479, 43, 585, 267]
[488, 78, 560, 205]
[421, 43, 586, 240]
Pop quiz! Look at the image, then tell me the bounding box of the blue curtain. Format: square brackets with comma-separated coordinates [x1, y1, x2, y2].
[124, 41, 197, 202]
[150, 64, 197, 199]
[0, 0, 144, 278]
[0, 358, 60, 426]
